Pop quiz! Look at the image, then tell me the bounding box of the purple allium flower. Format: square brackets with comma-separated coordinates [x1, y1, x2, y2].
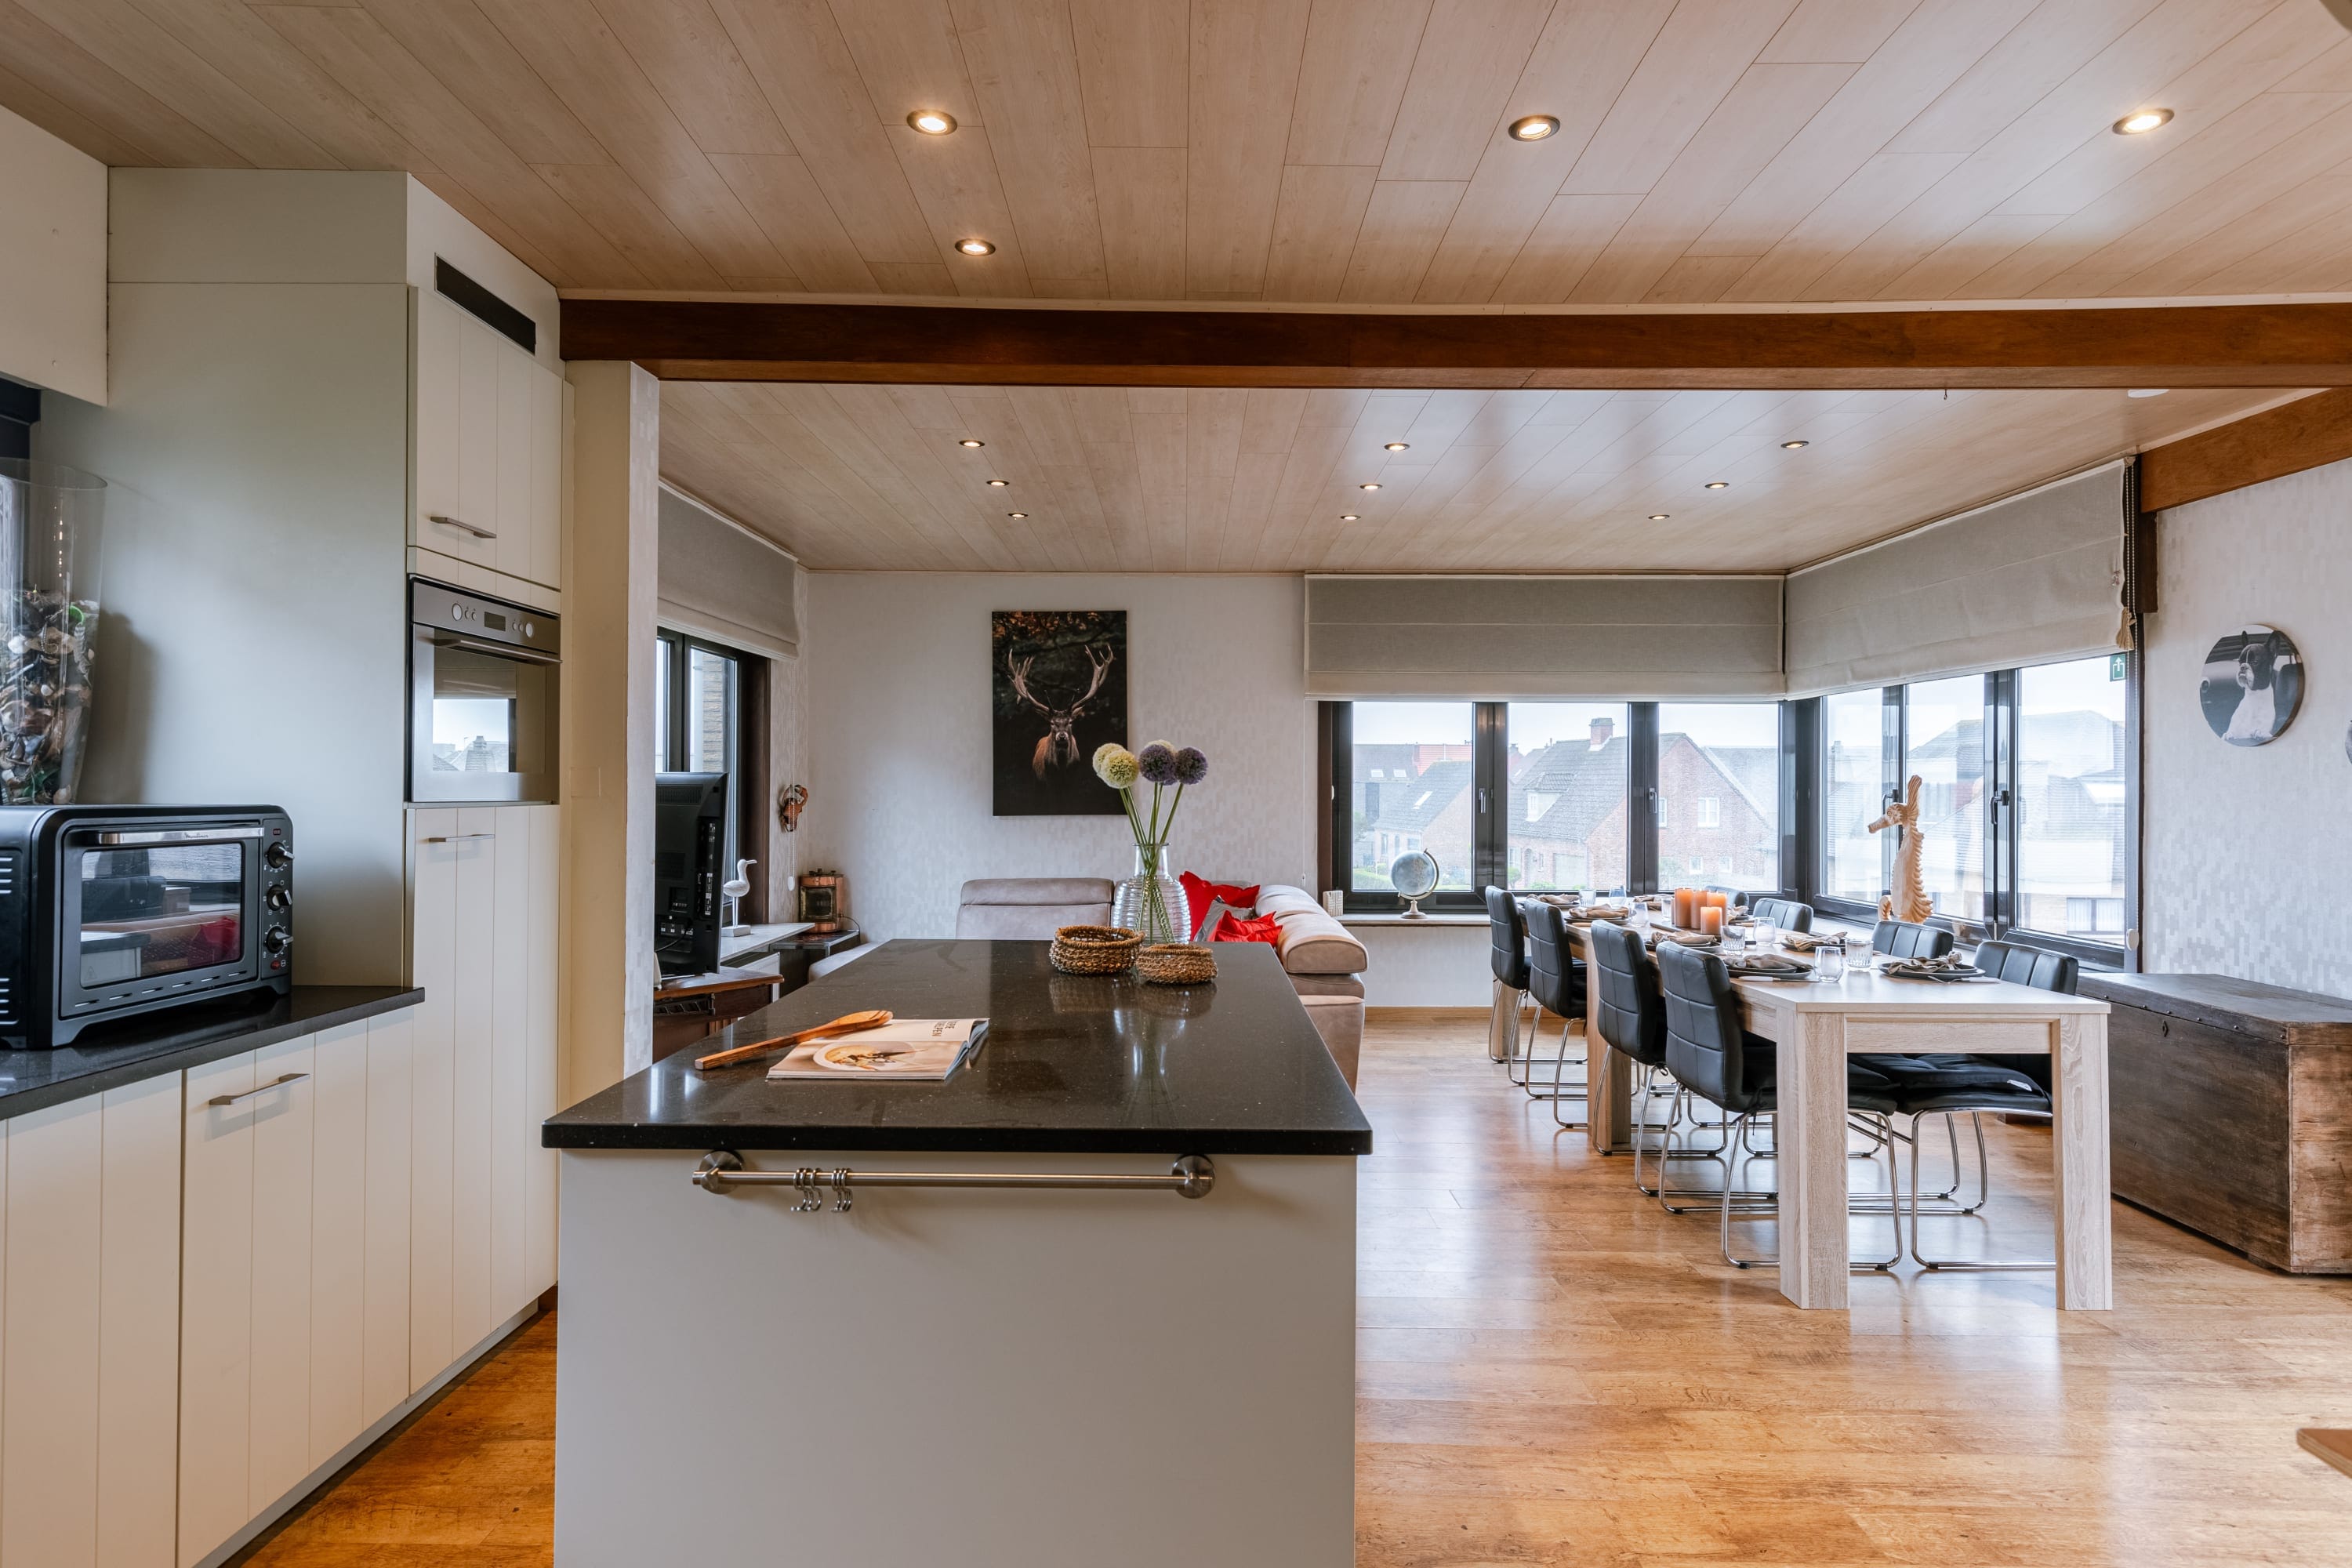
[1137, 742, 1179, 786]
[1174, 746, 1207, 786]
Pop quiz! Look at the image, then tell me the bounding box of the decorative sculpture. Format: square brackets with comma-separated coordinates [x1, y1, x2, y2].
[778, 782, 808, 833]
[1867, 773, 1933, 924]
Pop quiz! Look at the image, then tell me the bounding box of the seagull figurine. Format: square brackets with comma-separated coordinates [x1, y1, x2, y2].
[721, 857, 755, 936]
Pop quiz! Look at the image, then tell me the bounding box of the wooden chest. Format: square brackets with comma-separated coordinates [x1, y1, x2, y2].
[2081, 972, 2352, 1273]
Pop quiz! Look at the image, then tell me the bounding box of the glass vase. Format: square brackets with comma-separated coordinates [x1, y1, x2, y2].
[1111, 840, 1186, 946]
[0, 459, 104, 804]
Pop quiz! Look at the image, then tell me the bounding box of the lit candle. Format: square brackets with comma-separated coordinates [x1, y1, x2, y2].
[1699, 905, 1724, 936]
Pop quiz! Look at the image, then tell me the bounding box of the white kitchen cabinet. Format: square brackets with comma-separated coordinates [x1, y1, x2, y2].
[1, 1075, 183, 1568]
[308, 1019, 371, 1468]
[407, 804, 561, 1379]
[362, 1009, 416, 1423]
[413, 290, 562, 590]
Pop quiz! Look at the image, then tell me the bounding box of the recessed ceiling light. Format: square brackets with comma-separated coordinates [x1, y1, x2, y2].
[908, 110, 957, 135]
[2128, 387, 2170, 398]
[1647, 514, 1670, 521]
[1385, 441, 1410, 452]
[958, 437, 985, 448]
[1006, 511, 1027, 518]
[1341, 514, 1359, 521]
[1780, 439, 1809, 450]
[1508, 114, 1560, 142]
[1704, 481, 1730, 490]
[956, 237, 996, 256]
[986, 478, 1008, 487]
[2113, 108, 2172, 135]
[1359, 481, 1381, 491]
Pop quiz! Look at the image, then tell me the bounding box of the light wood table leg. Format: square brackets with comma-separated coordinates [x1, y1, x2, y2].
[1488, 978, 1517, 1062]
[1587, 1036, 1632, 1154]
[2052, 1011, 2113, 1310]
[1777, 1011, 1851, 1309]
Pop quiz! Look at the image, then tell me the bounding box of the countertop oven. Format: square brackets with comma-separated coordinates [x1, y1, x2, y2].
[0, 804, 294, 1048]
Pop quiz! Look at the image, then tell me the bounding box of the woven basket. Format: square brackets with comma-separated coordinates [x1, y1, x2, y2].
[1136, 942, 1217, 985]
[1050, 924, 1142, 975]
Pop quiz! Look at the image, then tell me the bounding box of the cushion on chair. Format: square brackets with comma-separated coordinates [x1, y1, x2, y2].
[1857, 1053, 2051, 1116]
[1738, 1038, 1900, 1113]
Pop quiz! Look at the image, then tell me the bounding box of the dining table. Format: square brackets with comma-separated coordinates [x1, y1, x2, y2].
[1552, 910, 2113, 1312]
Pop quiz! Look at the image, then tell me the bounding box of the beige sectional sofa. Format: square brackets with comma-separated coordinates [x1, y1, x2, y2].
[1247, 885, 1369, 1088]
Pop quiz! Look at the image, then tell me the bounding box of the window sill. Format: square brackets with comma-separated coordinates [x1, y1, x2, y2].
[1339, 913, 1488, 928]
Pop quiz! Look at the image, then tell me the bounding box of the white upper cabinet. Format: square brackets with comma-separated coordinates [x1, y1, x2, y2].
[413, 291, 563, 592]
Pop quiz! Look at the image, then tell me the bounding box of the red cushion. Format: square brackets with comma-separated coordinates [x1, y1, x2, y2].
[1210, 911, 1283, 947]
[1179, 873, 1261, 935]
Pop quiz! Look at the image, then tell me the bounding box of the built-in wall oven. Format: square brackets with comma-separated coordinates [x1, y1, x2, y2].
[0, 804, 294, 1047]
[408, 579, 560, 804]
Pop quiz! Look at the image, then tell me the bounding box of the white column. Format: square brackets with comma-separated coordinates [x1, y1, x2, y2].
[562, 361, 661, 1095]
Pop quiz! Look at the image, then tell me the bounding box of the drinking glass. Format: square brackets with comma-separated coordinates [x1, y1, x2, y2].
[1816, 942, 1846, 983]
[1756, 918, 1779, 952]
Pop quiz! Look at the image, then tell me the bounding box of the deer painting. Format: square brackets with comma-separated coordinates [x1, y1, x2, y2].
[1868, 772, 1933, 924]
[1007, 641, 1116, 778]
[990, 610, 1129, 817]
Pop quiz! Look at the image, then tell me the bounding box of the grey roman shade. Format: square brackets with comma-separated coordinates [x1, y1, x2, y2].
[657, 485, 797, 657]
[1784, 463, 2128, 695]
[1304, 575, 1782, 699]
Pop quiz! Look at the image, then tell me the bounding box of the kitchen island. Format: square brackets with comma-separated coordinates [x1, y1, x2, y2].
[543, 938, 1372, 1568]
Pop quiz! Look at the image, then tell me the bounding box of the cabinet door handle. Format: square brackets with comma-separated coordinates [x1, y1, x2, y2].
[209, 1073, 307, 1108]
[429, 514, 499, 540]
[421, 833, 495, 844]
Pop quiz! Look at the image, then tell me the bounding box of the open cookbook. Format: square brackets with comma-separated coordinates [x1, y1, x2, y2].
[766, 1018, 989, 1081]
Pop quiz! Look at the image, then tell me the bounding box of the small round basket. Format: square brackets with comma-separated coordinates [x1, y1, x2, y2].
[1135, 942, 1217, 986]
[1050, 924, 1142, 975]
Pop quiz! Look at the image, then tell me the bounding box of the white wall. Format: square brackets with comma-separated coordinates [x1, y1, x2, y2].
[804, 574, 1316, 942]
[0, 104, 106, 404]
[2143, 456, 2352, 1000]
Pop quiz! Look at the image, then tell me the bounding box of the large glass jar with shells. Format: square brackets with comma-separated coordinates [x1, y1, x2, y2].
[0, 459, 103, 804]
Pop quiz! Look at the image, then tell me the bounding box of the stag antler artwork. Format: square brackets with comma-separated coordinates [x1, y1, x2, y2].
[1867, 773, 1933, 924]
[1007, 641, 1116, 779]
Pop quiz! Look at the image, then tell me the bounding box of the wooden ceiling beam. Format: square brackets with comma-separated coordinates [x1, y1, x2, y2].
[2139, 388, 2352, 512]
[560, 299, 2352, 390]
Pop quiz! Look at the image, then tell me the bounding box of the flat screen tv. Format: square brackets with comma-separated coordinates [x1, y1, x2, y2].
[653, 771, 726, 977]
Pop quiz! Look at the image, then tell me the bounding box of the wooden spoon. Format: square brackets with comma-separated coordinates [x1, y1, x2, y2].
[694, 1009, 891, 1070]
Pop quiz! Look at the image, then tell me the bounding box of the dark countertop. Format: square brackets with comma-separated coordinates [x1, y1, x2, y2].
[0, 985, 425, 1122]
[2078, 971, 2352, 1047]
[544, 938, 1374, 1156]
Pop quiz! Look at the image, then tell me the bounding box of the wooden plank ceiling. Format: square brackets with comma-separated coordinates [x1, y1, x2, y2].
[9, 0, 2352, 307]
[661, 381, 2289, 572]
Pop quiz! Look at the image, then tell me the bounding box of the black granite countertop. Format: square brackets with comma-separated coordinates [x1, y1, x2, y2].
[0, 985, 425, 1122]
[544, 939, 1373, 1156]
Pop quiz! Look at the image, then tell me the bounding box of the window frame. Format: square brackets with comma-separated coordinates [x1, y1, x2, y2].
[655, 626, 768, 924]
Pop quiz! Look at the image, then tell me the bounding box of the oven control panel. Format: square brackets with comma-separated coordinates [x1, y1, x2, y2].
[262, 818, 293, 974]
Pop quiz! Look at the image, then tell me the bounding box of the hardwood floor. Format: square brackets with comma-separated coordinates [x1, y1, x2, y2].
[245, 1018, 2352, 1566]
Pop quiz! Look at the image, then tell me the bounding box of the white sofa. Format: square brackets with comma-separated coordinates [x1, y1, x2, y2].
[1244, 885, 1369, 1088]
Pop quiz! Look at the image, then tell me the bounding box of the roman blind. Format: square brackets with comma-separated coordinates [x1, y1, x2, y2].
[657, 485, 797, 657]
[1783, 463, 2128, 695]
[1304, 575, 1783, 698]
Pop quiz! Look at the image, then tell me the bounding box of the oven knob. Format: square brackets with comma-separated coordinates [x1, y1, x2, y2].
[265, 843, 293, 869]
[263, 927, 292, 955]
[264, 885, 290, 911]
[521, 621, 535, 638]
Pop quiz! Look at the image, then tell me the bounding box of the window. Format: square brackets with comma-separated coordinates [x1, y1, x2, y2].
[1821, 687, 1887, 905]
[1345, 702, 1475, 897]
[1659, 702, 1777, 893]
[2016, 655, 2128, 941]
[1506, 702, 1628, 894]
[1902, 674, 1987, 920]
[655, 629, 762, 919]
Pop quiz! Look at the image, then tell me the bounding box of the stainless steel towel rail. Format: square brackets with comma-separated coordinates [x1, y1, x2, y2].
[691, 1149, 1214, 1210]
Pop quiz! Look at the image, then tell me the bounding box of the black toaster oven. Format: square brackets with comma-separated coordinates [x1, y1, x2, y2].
[0, 805, 293, 1048]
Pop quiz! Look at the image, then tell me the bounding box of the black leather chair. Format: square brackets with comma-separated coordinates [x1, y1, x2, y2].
[1654, 944, 1902, 1269]
[1748, 896, 1813, 934]
[1871, 919, 1954, 960]
[1483, 886, 1534, 1069]
[1584, 921, 1679, 1185]
[1520, 902, 1587, 1119]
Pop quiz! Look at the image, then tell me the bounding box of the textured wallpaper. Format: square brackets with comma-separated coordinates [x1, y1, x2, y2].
[2144, 457, 2351, 1000]
[804, 574, 1317, 942]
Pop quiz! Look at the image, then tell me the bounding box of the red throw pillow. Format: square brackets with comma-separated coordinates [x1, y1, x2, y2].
[1179, 872, 1261, 936]
[1210, 911, 1283, 948]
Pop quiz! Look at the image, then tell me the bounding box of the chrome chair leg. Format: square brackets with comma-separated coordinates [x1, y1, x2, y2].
[1719, 1112, 1902, 1272]
[1907, 1109, 2053, 1272]
[1540, 1014, 1588, 1125]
